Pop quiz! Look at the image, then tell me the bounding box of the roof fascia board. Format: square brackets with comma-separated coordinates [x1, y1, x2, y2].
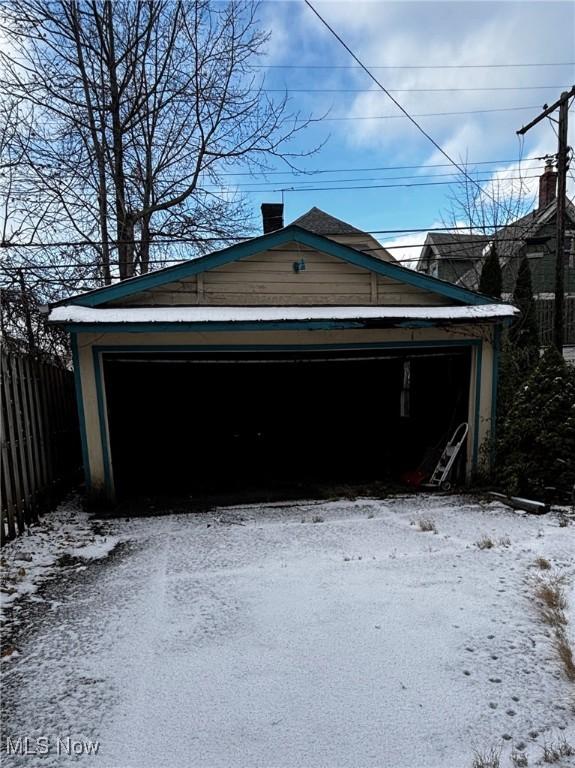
[61, 225, 492, 308]
[60, 316, 507, 333]
[430, 243, 443, 260]
[534, 200, 575, 229]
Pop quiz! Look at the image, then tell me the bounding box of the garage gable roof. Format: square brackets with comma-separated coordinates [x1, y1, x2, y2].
[51, 225, 496, 308]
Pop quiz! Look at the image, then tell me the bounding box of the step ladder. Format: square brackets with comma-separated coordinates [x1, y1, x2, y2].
[423, 422, 469, 491]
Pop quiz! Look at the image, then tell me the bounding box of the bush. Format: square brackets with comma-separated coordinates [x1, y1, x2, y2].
[478, 244, 502, 299]
[508, 255, 539, 374]
[498, 256, 540, 410]
[495, 346, 575, 499]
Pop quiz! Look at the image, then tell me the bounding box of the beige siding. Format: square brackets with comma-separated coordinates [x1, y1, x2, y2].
[114, 276, 199, 306]
[203, 244, 372, 306]
[105, 242, 450, 307]
[376, 275, 450, 306]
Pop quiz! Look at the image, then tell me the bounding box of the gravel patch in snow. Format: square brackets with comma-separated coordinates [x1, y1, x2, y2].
[1, 496, 119, 621]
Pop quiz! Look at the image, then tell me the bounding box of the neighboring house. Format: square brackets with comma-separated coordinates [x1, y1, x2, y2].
[417, 232, 487, 285]
[289, 206, 395, 262]
[416, 162, 575, 343]
[47, 205, 515, 504]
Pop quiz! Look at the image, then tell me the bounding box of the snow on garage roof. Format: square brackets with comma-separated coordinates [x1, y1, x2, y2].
[49, 304, 517, 325]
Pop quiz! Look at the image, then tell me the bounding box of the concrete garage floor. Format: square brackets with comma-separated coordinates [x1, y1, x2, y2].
[1, 495, 574, 768]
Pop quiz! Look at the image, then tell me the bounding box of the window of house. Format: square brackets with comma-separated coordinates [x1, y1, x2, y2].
[566, 231, 575, 269]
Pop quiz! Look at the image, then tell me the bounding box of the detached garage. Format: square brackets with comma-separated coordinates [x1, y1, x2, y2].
[48, 216, 516, 504]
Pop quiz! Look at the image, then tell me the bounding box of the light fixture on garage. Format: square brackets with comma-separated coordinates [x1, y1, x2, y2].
[292, 258, 306, 273]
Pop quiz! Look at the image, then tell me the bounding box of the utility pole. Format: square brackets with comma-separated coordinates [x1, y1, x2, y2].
[517, 86, 575, 354]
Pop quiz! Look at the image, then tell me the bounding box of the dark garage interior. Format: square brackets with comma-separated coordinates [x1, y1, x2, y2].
[103, 347, 471, 499]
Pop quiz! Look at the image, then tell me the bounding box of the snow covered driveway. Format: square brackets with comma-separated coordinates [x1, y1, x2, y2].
[2, 495, 574, 767]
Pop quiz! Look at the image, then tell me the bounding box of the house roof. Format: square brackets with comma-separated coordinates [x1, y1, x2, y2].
[47, 225, 501, 314]
[418, 232, 488, 267]
[290, 206, 394, 261]
[456, 197, 575, 290]
[49, 304, 518, 329]
[290, 207, 365, 235]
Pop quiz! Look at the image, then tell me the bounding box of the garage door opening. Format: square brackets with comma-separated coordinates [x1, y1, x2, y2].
[103, 348, 471, 498]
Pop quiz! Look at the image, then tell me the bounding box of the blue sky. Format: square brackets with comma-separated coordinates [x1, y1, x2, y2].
[234, 1, 575, 262]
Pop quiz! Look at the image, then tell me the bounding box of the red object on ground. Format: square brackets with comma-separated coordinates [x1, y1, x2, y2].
[401, 470, 429, 488]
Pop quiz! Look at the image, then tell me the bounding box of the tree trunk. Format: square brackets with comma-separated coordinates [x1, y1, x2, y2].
[140, 213, 151, 274]
[104, 2, 131, 280]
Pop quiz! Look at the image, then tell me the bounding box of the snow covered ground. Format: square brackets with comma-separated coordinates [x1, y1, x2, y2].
[1, 497, 119, 617]
[1, 494, 574, 768]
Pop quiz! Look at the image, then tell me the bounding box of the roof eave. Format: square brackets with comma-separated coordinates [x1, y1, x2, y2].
[48, 225, 497, 310]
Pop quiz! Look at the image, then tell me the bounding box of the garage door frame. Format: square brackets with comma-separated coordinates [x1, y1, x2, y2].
[85, 338, 483, 501]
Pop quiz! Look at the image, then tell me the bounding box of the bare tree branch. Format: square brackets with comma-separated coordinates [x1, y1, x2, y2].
[0, 0, 319, 285]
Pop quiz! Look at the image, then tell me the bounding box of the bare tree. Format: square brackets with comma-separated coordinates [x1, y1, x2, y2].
[437, 162, 536, 291]
[0, 97, 57, 249]
[0, 1, 316, 282]
[445, 165, 533, 235]
[0, 276, 71, 361]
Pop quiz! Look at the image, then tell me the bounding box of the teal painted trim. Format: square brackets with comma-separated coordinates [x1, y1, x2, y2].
[92, 348, 114, 500]
[55, 225, 493, 309]
[59, 317, 500, 334]
[472, 343, 483, 469]
[396, 320, 436, 328]
[93, 339, 482, 355]
[490, 325, 501, 462]
[71, 333, 91, 490]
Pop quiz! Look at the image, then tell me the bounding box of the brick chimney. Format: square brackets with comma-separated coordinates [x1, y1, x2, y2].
[538, 159, 557, 210]
[261, 203, 284, 233]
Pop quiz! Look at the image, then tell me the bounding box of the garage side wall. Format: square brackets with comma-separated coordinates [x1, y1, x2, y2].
[72, 326, 497, 503]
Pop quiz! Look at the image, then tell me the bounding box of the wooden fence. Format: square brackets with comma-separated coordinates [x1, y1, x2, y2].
[1, 350, 80, 544]
[536, 296, 575, 346]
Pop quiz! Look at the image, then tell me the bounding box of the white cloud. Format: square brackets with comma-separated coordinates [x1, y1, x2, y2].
[381, 230, 427, 268]
[256, 1, 574, 232]
[303, 1, 574, 164]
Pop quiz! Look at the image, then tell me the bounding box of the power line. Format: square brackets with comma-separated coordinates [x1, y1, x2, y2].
[216, 173, 541, 194]
[292, 105, 547, 122]
[254, 62, 575, 71]
[20, 104, 549, 131]
[0, 220, 550, 252]
[0, 237, 545, 289]
[261, 86, 570, 93]
[302, 1, 508, 208]
[209, 163, 547, 185]
[211, 166, 544, 189]
[0, 237, 542, 270]
[217, 154, 550, 177]
[0, 245, 539, 289]
[0, 170, 541, 201]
